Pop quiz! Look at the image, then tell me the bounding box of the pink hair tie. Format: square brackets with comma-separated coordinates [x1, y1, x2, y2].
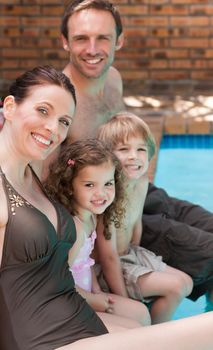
[67, 159, 75, 166]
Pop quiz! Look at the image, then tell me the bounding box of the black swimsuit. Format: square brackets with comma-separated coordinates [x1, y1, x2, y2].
[0, 167, 107, 350]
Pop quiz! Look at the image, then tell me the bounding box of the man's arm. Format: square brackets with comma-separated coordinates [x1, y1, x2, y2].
[96, 217, 128, 298]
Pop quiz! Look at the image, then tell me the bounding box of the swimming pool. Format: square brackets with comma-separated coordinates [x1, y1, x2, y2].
[154, 135, 213, 319]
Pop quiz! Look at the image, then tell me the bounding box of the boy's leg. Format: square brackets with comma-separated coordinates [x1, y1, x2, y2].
[137, 267, 193, 324]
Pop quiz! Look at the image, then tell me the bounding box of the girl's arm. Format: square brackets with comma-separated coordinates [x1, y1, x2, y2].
[96, 217, 128, 298]
[91, 266, 102, 294]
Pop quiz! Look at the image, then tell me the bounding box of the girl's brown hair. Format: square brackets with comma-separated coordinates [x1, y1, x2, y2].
[45, 138, 125, 239]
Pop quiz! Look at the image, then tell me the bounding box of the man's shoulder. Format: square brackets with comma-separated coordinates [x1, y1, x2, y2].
[106, 66, 123, 93]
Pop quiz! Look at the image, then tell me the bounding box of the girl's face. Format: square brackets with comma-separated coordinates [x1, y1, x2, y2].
[72, 160, 116, 216]
[3, 84, 75, 161]
[113, 135, 149, 181]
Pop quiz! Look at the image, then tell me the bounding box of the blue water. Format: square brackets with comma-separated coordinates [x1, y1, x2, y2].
[154, 135, 213, 319]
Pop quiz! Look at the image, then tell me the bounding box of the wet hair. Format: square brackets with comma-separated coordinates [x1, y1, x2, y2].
[45, 138, 126, 239]
[61, 0, 123, 40]
[9, 65, 76, 105]
[97, 111, 156, 161]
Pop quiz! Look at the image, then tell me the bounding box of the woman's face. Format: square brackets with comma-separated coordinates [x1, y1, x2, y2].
[4, 84, 75, 161]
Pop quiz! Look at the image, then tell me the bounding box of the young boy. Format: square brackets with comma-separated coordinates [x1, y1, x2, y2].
[96, 111, 193, 324]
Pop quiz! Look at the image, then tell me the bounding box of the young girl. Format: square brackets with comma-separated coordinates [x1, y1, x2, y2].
[45, 138, 151, 328]
[97, 111, 194, 324]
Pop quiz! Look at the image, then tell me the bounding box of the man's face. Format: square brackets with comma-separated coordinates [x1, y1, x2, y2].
[62, 9, 123, 79]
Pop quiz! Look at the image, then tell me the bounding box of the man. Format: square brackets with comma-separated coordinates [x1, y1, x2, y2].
[58, 0, 213, 303]
[61, 0, 124, 142]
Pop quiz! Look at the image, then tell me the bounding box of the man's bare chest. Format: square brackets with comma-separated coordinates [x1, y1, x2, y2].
[70, 90, 124, 140]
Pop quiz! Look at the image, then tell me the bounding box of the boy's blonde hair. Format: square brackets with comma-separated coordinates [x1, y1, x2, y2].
[97, 111, 156, 161]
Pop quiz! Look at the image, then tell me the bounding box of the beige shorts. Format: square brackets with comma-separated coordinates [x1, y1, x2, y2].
[120, 245, 166, 301]
[95, 245, 166, 302]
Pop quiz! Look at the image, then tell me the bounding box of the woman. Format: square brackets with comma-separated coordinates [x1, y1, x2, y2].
[0, 65, 213, 350]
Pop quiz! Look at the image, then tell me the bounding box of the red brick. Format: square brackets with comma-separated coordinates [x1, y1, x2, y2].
[150, 5, 188, 15]
[190, 5, 213, 15]
[171, 16, 209, 26]
[3, 27, 21, 36]
[146, 0, 170, 3]
[2, 48, 39, 58]
[21, 17, 61, 26]
[150, 59, 168, 69]
[151, 49, 189, 58]
[2, 70, 26, 80]
[125, 28, 148, 37]
[205, 50, 213, 58]
[40, 28, 60, 38]
[120, 71, 148, 80]
[188, 27, 210, 37]
[0, 60, 19, 69]
[169, 59, 192, 69]
[41, 6, 64, 16]
[191, 71, 213, 79]
[1, 5, 40, 15]
[119, 6, 148, 15]
[172, 0, 209, 3]
[171, 38, 209, 48]
[0, 16, 20, 25]
[151, 70, 190, 79]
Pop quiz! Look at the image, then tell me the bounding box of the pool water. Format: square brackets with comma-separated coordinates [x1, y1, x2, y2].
[154, 135, 213, 319]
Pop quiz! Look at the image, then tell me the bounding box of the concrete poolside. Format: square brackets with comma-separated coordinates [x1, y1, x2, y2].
[124, 94, 213, 181]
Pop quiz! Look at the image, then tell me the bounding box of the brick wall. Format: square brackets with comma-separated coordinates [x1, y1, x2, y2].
[1, 0, 213, 98]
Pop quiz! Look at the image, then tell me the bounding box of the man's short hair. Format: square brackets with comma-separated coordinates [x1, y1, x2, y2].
[61, 0, 123, 40]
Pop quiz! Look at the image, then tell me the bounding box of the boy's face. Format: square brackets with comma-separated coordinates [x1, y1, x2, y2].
[114, 135, 149, 181]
